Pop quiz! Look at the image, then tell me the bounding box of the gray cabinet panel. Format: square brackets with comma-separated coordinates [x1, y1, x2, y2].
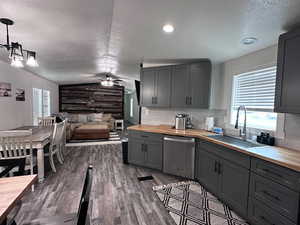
[248, 198, 296, 225]
[156, 67, 172, 107]
[145, 140, 163, 170]
[171, 65, 189, 107]
[128, 138, 145, 166]
[275, 29, 300, 113]
[128, 131, 163, 170]
[196, 149, 219, 194]
[141, 69, 156, 107]
[200, 141, 250, 169]
[189, 63, 211, 108]
[250, 173, 299, 222]
[219, 158, 249, 218]
[251, 158, 300, 191]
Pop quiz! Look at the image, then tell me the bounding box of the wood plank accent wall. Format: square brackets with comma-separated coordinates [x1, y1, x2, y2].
[59, 83, 124, 119]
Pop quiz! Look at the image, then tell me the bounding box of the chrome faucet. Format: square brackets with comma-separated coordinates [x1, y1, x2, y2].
[235, 106, 247, 141]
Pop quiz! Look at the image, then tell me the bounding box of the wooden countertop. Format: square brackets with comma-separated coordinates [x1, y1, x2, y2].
[0, 175, 37, 223]
[128, 125, 300, 172]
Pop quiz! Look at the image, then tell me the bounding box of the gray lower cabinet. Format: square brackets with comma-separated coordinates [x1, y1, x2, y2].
[196, 149, 220, 194]
[144, 140, 163, 170]
[219, 158, 249, 217]
[248, 198, 295, 225]
[248, 158, 300, 225]
[128, 138, 145, 166]
[128, 131, 163, 170]
[196, 141, 250, 218]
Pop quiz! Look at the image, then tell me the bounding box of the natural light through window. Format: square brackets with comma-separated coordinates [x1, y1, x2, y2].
[231, 67, 277, 131]
[33, 88, 51, 125]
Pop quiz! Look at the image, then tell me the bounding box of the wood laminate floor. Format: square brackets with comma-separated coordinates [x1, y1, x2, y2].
[16, 144, 182, 225]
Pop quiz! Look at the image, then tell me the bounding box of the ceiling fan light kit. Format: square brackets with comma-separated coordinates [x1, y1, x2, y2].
[0, 18, 38, 68]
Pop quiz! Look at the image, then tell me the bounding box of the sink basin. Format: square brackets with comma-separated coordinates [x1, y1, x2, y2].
[207, 135, 262, 148]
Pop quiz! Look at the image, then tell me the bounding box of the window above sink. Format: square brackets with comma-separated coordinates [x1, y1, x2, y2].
[230, 66, 277, 131]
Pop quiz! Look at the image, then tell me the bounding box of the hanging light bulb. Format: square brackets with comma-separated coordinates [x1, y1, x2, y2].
[11, 56, 24, 68]
[10, 42, 24, 61]
[26, 51, 39, 67]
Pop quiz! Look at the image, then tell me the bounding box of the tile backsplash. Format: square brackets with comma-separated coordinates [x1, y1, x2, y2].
[141, 107, 227, 129]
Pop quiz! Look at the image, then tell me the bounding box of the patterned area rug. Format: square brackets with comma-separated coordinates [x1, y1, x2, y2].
[153, 181, 248, 225]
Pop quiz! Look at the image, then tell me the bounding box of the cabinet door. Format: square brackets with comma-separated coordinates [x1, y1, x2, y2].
[156, 67, 172, 107]
[275, 29, 300, 113]
[219, 159, 249, 217]
[189, 62, 211, 108]
[141, 69, 156, 107]
[128, 138, 145, 166]
[196, 149, 219, 194]
[171, 65, 189, 107]
[144, 140, 163, 170]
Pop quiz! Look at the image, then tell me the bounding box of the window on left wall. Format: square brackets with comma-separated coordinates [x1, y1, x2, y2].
[33, 88, 51, 125]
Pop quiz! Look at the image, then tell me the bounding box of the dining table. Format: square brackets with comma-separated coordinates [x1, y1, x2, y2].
[13, 126, 53, 183]
[0, 175, 37, 224]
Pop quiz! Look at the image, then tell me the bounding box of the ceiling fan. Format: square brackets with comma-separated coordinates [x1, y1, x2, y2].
[97, 73, 124, 87]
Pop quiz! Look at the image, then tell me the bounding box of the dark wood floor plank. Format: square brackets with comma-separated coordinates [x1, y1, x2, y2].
[16, 144, 182, 225]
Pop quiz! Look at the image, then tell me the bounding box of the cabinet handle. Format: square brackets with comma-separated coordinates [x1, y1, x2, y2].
[144, 144, 147, 152]
[155, 97, 158, 104]
[186, 96, 189, 105]
[259, 216, 275, 225]
[152, 97, 154, 104]
[261, 168, 283, 178]
[262, 190, 280, 201]
[189, 97, 192, 105]
[214, 161, 218, 173]
[218, 163, 222, 174]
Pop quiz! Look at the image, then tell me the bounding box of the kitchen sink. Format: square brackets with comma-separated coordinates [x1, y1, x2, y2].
[207, 135, 262, 148]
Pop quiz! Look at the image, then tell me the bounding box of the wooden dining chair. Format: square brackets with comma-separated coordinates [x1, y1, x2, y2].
[38, 116, 56, 127]
[0, 130, 34, 177]
[46, 121, 65, 172]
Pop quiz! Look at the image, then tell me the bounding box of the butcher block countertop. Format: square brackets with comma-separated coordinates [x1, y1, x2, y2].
[128, 124, 300, 172]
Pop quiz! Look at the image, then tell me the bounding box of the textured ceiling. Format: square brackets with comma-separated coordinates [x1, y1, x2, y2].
[0, 0, 300, 86]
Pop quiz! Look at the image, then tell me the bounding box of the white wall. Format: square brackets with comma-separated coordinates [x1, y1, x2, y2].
[0, 60, 59, 130]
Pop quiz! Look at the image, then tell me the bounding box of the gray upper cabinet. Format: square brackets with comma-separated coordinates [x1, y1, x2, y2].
[156, 67, 172, 107]
[141, 69, 156, 107]
[171, 65, 189, 107]
[189, 62, 211, 108]
[275, 28, 300, 113]
[141, 67, 171, 107]
[141, 61, 211, 108]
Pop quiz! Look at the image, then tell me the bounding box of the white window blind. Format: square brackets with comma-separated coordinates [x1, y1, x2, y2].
[232, 66, 277, 112]
[32, 88, 51, 125]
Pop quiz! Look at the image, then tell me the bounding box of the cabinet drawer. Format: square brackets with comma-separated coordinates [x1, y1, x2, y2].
[128, 130, 162, 142]
[198, 141, 250, 169]
[251, 158, 300, 191]
[248, 198, 296, 225]
[250, 173, 299, 222]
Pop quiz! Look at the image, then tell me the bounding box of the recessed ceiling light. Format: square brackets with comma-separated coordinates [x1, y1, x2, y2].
[163, 24, 174, 33]
[242, 37, 258, 45]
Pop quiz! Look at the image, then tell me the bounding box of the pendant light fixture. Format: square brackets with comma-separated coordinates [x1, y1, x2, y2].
[0, 18, 38, 68]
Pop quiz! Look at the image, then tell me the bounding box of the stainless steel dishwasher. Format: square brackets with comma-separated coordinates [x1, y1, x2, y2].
[163, 136, 195, 179]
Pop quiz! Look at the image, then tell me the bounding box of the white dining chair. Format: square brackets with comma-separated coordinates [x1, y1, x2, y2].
[46, 121, 65, 172]
[0, 130, 34, 177]
[58, 120, 67, 162]
[38, 116, 56, 127]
